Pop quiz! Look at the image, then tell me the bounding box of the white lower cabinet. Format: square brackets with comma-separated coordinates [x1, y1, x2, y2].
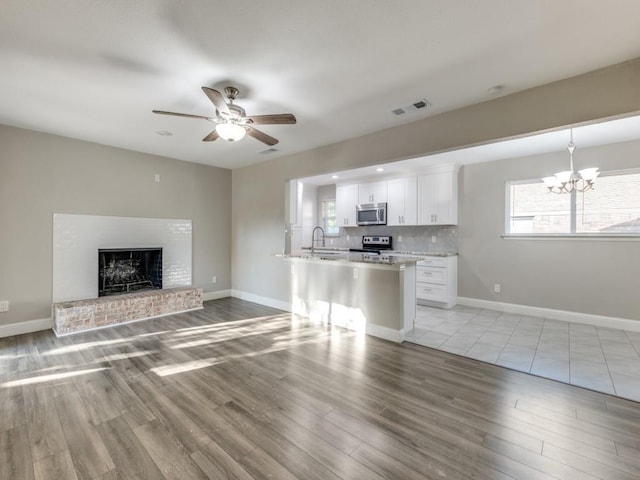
[416, 255, 457, 309]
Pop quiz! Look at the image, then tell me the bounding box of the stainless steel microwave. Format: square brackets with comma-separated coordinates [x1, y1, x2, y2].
[356, 203, 387, 226]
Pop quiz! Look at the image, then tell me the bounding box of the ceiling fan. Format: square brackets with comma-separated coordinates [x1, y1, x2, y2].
[152, 86, 296, 146]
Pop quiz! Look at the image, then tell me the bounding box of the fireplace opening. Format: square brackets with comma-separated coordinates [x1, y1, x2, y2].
[98, 248, 162, 297]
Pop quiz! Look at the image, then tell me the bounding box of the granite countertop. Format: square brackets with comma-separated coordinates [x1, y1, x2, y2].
[299, 247, 457, 257]
[279, 251, 456, 266]
[389, 251, 458, 257]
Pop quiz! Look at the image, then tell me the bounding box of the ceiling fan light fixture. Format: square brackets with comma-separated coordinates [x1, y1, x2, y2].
[216, 122, 246, 142]
[153, 86, 294, 146]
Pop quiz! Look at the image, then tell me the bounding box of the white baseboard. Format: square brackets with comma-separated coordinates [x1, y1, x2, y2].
[366, 323, 403, 343]
[457, 297, 640, 333]
[202, 289, 232, 302]
[231, 290, 292, 312]
[0, 317, 52, 338]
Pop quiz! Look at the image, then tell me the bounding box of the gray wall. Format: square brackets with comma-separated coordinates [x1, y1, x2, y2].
[0, 125, 231, 325]
[459, 139, 640, 320]
[232, 58, 640, 321]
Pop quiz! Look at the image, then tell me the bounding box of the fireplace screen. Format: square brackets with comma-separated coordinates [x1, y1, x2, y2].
[98, 248, 162, 297]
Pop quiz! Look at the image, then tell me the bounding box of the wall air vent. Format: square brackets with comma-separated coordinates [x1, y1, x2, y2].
[391, 98, 430, 116]
[259, 147, 278, 154]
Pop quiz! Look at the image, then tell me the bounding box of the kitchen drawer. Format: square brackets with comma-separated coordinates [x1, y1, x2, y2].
[417, 257, 447, 268]
[416, 266, 447, 285]
[416, 283, 446, 301]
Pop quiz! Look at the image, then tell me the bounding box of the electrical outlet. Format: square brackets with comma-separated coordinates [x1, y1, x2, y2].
[154, 173, 160, 182]
[431, 235, 437, 243]
[353, 268, 359, 280]
[212, 276, 217, 284]
[494, 284, 501, 293]
[0, 300, 8, 312]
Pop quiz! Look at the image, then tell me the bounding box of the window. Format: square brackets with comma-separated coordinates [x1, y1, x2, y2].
[506, 170, 640, 235]
[321, 200, 339, 235]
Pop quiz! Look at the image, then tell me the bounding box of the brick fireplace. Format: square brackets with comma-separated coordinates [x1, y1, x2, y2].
[52, 214, 201, 335]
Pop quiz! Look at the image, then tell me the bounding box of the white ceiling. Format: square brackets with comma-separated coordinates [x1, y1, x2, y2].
[2, 0, 640, 169]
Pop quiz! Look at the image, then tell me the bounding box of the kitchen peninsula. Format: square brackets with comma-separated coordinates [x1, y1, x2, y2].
[281, 250, 421, 342]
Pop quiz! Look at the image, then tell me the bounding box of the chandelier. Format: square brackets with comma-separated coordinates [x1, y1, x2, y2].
[542, 129, 599, 194]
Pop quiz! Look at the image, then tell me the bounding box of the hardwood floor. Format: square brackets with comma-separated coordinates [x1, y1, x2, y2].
[2, 297, 640, 479]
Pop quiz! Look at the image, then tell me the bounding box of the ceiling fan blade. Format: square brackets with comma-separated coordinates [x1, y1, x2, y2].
[201, 87, 230, 116]
[246, 126, 279, 146]
[202, 129, 219, 142]
[244, 113, 297, 125]
[152, 110, 212, 121]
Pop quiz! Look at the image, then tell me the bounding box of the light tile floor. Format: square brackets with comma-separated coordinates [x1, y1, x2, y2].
[405, 305, 640, 402]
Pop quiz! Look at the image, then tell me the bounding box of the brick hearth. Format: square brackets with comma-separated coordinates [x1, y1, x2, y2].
[53, 287, 203, 335]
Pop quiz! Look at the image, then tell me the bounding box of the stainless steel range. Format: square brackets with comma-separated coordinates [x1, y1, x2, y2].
[349, 235, 392, 254]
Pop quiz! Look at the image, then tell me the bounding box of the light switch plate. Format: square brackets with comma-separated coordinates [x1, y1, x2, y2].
[0, 301, 8, 312]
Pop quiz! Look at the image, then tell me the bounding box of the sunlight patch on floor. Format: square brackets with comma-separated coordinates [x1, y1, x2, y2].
[44, 338, 128, 356]
[1, 367, 109, 388]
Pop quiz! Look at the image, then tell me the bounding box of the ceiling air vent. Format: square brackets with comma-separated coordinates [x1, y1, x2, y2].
[391, 98, 430, 116]
[259, 147, 278, 154]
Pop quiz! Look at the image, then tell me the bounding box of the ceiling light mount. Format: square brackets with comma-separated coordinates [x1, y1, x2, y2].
[224, 86, 240, 102]
[487, 85, 506, 96]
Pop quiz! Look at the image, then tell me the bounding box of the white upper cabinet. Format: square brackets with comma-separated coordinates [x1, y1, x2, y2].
[358, 181, 388, 204]
[417, 166, 459, 225]
[335, 183, 359, 227]
[387, 177, 417, 226]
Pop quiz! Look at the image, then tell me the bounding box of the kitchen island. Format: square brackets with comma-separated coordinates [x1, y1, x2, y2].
[281, 251, 423, 342]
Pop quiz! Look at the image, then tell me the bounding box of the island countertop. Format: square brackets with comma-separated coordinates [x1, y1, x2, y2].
[278, 249, 457, 266]
[277, 251, 425, 268]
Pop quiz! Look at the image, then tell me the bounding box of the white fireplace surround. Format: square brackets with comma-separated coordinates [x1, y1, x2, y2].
[53, 214, 192, 303]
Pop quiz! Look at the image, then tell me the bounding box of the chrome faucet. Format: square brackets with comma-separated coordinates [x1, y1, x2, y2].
[311, 226, 325, 253]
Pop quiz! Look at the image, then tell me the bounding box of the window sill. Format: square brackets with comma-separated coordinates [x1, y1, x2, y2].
[502, 233, 640, 241]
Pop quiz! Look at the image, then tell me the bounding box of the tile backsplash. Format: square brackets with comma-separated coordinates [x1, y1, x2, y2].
[326, 225, 457, 253]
